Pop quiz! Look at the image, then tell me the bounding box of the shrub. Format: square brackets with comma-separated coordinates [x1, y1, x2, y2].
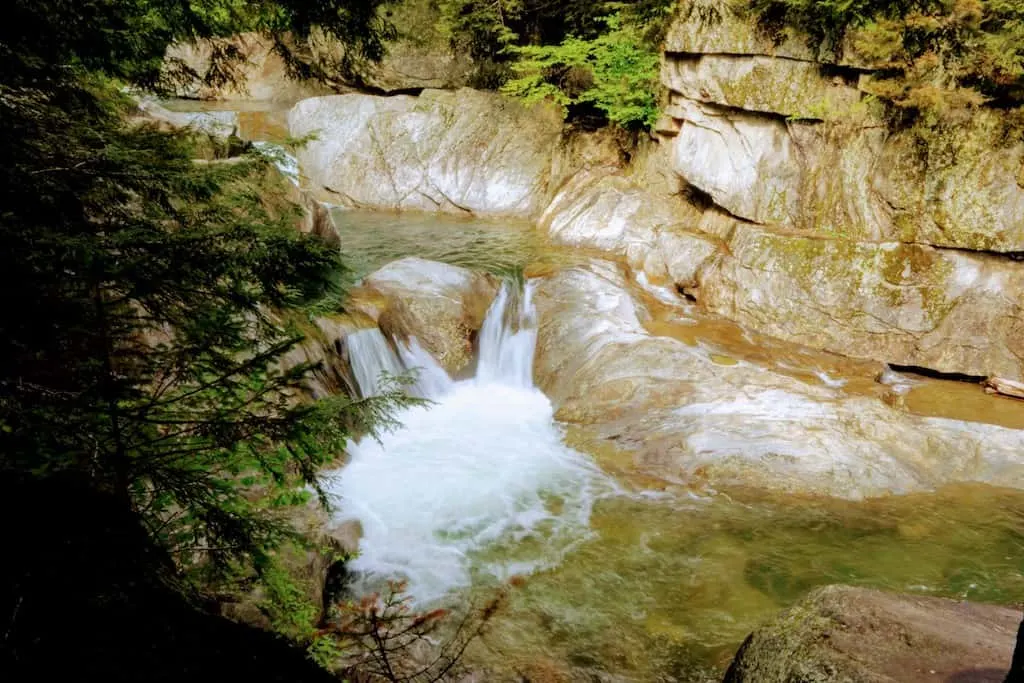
[501, 14, 661, 129]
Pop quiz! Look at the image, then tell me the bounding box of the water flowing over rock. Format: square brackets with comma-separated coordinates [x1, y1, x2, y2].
[325, 280, 608, 603]
[349, 257, 499, 375]
[532, 262, 1024, 498]
[288, 89, 563, 217]
[723, 585, 1019, 682]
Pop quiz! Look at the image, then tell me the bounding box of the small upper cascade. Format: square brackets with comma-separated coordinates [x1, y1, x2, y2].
[346, 328, 407, 399]
[346, 328, 454, 401]
[397, 337, 454, 399]
[476, 281, 538, 389]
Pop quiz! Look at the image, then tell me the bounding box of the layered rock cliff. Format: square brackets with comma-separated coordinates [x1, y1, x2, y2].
[544, 0, 1024, 381]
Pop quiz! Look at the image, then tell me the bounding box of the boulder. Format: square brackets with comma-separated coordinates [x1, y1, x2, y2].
[723, 585, 1019, 683]
[350, 257, 499, 374]
[531, 261, 1024, 498]
[288, 90, 563, 217]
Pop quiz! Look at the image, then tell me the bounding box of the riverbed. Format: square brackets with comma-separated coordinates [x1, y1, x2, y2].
[321, 209, 1024, 681]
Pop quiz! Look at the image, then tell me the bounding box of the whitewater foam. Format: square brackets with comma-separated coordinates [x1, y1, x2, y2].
[326, 282, 608, 603]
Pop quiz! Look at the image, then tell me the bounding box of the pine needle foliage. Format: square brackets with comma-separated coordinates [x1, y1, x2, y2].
[501, 13, 662, 129]
[1, 0, 410, 578]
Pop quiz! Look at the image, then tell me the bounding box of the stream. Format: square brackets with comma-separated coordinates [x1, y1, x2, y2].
[321, 209, 1024, 681]
[169, 102, 1024, 680]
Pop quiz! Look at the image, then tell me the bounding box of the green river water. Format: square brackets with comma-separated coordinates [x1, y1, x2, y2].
[167, 102, 1023, 680]
[330, 207, 1024, 681]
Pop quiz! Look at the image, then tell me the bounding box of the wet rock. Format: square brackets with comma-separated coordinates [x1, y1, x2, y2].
[288, 89, 563, 217]
[532, 261, 1024, 498]
[723, 585, 1019, 683]
[351, 257, 499, 374]
[983, 377, 1024, 400]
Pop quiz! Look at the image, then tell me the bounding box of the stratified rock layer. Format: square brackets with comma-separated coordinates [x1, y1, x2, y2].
[532, 262, 1024, 498]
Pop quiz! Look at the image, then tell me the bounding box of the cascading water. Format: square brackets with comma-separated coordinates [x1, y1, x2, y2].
[346, 328, 454, 400]
[325, 282, 609, 604]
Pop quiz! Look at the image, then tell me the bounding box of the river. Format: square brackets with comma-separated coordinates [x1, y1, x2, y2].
[166, 100, 1024, 680]
[320, 209, 1024, 681]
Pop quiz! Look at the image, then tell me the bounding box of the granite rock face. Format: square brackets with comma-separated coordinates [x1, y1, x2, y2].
[531, 262, 1024, 498]
[288, 90, 563, 217]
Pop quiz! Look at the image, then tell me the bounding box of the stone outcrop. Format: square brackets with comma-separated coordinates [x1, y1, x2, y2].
[534, 0, 1024, 381]
[723, 585, 1019, 682]
[164, 1, 471, 101]
[164, 34, 333, 102]
[537, 171, 718, 287]
[531, 262, 1024, 498]
[289, 89, 563, 217]
[349, 257, 499, 375]
[661, 2, 1024, 251]
[134, 97, 241, 138]
[699, 226, 1024, 380]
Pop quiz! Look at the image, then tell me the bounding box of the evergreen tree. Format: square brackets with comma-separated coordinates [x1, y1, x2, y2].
[0, 0, 406, 574]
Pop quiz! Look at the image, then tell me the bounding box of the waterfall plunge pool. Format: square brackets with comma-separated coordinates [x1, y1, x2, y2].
[317, 213, 1024, 681]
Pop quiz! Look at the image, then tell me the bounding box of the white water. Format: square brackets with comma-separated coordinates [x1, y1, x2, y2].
[326, 283, 608, 603]
[346, 329, 455, 400]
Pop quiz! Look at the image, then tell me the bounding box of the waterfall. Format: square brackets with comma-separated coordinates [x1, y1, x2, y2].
[346, 328, 453, 400]
[347, 328, 407, 398]
[326, 280, 608, 604]
[476, 281, 537, 388]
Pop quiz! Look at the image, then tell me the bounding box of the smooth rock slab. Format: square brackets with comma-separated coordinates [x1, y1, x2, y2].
[670, 98, 802, 225]
[724, 585, 1019, 683]
[532, 261, 1024, 498]
[537, 171, 718, 286]
[289, 89, 563, 217]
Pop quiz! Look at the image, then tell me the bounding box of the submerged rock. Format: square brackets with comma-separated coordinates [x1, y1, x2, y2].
[723, 585, 1019, 682]
[532, 261, 1024, 498]
[288, 89, 563, 217]
[350, 257, 499, 375]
